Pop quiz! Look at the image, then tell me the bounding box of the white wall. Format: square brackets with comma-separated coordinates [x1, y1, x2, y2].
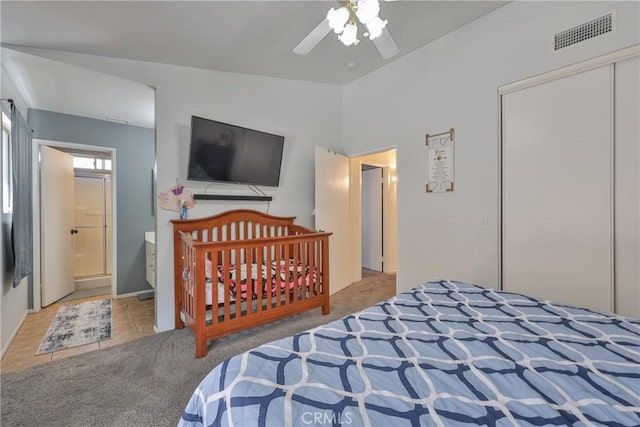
[7, 48, 344, 331]
[1, 56, 30, 356]
[342, 1, 640, 292]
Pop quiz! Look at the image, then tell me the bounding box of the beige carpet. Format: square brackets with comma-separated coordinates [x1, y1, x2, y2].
[1, 271, 395, 427]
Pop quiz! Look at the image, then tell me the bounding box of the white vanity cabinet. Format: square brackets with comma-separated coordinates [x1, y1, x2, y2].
[145, 232, 155, 288]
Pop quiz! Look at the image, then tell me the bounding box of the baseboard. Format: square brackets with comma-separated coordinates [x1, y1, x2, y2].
[0, 309, 30, 359]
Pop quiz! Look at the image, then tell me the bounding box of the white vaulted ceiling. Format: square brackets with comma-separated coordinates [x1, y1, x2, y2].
[1, 48, 155, 128]
[0, 1, 507, 127]
[2, 1, 507, 84]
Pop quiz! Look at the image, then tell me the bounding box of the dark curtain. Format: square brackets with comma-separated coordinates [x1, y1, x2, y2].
[11, 104, 32, 287]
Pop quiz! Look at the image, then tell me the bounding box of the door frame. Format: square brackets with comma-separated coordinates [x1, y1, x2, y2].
[348, 146, 398, 286]
[32, 139, 117, 311]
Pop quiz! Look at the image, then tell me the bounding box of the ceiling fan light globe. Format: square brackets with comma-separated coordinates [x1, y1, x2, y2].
[338, 22, 359, 46]
[365, 16, 387, 40]
[327, 7, 350, 34]
[356, 0, 380, 25]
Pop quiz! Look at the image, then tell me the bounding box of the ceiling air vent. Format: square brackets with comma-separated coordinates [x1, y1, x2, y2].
[554, 12, 616, 51]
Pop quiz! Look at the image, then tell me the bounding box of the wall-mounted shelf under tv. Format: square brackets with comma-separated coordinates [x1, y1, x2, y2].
[193, 194, 272, 202]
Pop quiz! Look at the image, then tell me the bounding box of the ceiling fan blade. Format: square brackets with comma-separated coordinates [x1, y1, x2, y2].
[293, 18, 331, 55]
[373, 27, 400, 60]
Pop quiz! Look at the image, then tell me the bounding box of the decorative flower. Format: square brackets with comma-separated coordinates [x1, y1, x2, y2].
[171, 184, 185, 196]
[159, 181, 195, 212]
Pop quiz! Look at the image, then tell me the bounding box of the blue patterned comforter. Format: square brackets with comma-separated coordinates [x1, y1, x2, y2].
[179, 281, 640, 426]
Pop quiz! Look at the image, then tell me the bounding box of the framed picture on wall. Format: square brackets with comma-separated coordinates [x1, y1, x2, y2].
[426, 128, 455, 192]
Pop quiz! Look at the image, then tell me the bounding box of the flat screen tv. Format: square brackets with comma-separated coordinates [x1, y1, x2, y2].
[187, 116, 284, 187]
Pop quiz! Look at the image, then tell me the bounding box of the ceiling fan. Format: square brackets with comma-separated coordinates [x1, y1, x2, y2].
[294, 0, 400, 60]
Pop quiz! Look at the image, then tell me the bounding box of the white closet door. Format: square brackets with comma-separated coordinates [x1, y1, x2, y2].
[502, 65, 612, 312]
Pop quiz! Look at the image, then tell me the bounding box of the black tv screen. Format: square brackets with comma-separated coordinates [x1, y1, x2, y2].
[187, 116, 284, 187]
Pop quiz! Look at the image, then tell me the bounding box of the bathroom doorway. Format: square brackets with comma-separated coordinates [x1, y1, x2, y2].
[35, 141, 117, 307]
[72, 157, 112, 293]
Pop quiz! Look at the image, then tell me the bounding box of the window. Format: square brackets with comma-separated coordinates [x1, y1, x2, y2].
[73, 156, 96, 169]
[2, 111, 11, 213]
[73, 155, 112, 171]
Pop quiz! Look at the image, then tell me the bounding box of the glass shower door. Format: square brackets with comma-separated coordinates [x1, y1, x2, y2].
[73, 175, 109, 278]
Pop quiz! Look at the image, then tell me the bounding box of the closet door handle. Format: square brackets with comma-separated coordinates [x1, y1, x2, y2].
[71, 229, 79, 235]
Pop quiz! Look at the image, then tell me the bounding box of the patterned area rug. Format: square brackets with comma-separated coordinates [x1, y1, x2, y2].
[36, 299, 112, 355]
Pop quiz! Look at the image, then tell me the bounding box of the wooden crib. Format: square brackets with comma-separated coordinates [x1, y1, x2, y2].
[172, 209, 331, 358]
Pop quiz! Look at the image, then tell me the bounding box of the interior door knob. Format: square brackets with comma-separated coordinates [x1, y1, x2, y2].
[71, 229, 78, 235]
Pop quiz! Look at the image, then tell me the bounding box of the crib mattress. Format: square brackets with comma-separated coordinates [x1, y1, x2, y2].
[203, 259, 318, 306]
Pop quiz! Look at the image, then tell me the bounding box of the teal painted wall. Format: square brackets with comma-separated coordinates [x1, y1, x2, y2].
[29, 109, 155, 296]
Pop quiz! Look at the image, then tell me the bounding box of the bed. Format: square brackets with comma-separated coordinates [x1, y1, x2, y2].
[172, 209, 331, 358]
[178, 280, 640, 426]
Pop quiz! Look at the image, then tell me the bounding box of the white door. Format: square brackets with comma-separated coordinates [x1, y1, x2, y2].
[361, 167, 382, 271]
[502, 65, 612, 312]
[315, 147, 351, 294]
[41, 146, 75, 306]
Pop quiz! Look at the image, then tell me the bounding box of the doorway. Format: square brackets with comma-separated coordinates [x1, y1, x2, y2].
[349, 149, 397, 285]
[314, 147, 398, 292]
[33, 140, 117, 309]
[72, 159, 112, 293]
[361, 165, 383, 272]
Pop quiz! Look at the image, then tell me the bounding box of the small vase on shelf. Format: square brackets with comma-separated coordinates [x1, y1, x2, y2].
[180, 201, 188, 220]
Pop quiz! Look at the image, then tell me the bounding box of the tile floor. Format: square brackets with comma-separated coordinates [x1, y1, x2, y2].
[0, 293, 154, 373]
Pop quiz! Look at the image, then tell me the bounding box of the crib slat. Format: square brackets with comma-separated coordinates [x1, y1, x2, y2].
[234, 248, 241, 318]
[222, 250, 231, 322]
[283, 243, 289, 306]
[309, 241, 316, 297]
[292, 242, 300, 302]
[275, 243, 282, 308]
[246, 244, 253, 317]
[301, 241, 308, 300]
[256, 244, 264, 314]
[209, 249, 217, 326]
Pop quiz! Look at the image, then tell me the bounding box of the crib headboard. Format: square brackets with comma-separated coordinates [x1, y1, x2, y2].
[171, 209, 316, 288]
[170, 209, 309, 243]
